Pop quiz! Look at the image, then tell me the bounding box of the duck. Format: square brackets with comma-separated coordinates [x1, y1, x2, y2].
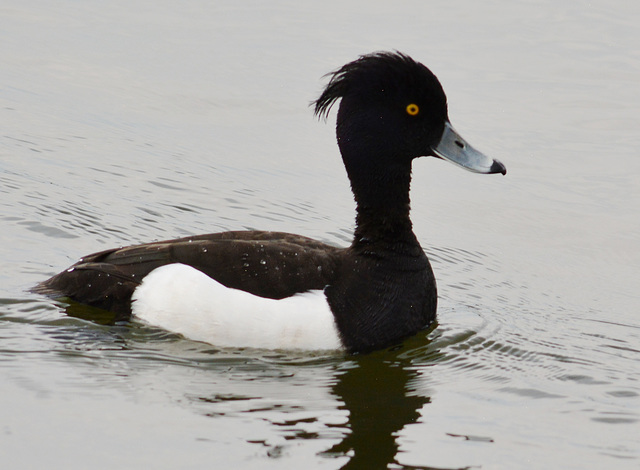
[34, 52, 506, 354]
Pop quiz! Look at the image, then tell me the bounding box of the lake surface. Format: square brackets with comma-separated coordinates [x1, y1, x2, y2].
[1, 1, 638, 468]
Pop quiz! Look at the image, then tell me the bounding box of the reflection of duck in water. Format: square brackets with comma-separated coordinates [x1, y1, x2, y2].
[322, 349, 431, 468]
[35, 52, 505, 354]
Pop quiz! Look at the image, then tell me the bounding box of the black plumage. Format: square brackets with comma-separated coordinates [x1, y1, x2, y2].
[34, 51, 505, 353]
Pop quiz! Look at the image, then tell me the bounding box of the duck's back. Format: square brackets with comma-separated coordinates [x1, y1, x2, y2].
[35, 231, 343, 318]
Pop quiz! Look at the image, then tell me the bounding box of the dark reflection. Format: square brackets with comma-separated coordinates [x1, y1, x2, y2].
[61, 299, 119, 325]
[320, 324, 472, 470]
[321, 349, 429, 469]
[34, 294, 119, 325]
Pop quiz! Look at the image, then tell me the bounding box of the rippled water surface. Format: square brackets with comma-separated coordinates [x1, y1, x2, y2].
[2, 1, 639, 469]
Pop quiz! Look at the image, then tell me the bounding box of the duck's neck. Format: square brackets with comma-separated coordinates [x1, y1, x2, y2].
[353, 164, 414, 235]
[336, 106, 421, 251]
[342, 153, 418, 251]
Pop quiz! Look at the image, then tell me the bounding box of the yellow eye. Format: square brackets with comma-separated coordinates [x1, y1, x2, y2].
[406, 103, 420, 116]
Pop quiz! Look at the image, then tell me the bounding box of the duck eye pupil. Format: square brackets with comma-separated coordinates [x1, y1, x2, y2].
[406, 104, 419, 116]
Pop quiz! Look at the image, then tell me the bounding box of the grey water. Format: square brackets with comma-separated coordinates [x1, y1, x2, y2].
[1, 1, 639, 469]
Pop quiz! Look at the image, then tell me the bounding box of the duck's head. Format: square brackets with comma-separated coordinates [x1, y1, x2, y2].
[314, 52, 506, 179]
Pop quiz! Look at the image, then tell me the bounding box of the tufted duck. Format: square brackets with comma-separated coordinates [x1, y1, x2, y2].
[34, 52, 506, 353]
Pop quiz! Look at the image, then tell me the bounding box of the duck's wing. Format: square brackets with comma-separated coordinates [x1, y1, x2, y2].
[34, 231, 343, 318]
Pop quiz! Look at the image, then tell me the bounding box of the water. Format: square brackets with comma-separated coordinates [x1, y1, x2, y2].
[1, 1, 639, 468]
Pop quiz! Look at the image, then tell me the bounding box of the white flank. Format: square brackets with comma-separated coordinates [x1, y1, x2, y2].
[131, 263, 343, 351]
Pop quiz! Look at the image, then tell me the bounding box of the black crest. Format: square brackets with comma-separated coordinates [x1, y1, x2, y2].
[313, 51, 443, 120]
